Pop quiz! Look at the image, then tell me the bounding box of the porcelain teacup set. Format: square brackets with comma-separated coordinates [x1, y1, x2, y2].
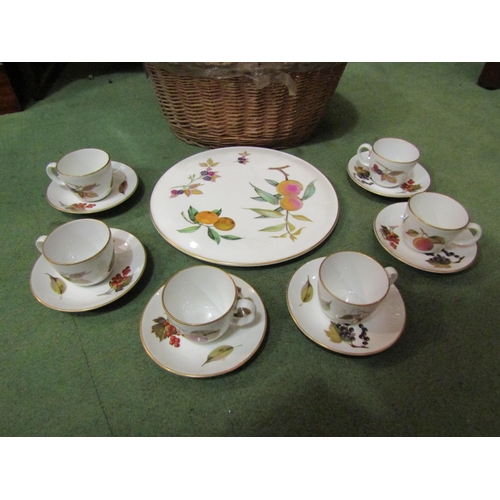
[287, 137, 482, 356]
[33, 148, 260, 364]
[354, 138, 481, 272]
[32, 142, 482, 374]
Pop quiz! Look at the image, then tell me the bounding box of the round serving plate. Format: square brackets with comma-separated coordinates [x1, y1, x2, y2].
[150, 147, 339, 266]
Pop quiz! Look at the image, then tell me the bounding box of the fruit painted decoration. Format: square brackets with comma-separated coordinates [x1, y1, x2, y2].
[405, 228, 445, 251]
[178, 206, 242, 244]
[246, 165, 315, 241]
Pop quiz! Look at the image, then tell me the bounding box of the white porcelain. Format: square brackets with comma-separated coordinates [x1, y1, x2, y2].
[347, 153, 430, 197]
[402, 192, 482, 253]
[318, 252, 397, 325]
[287, 258, 406, 356]
[47, 162, 138, 213]
[162, 265, 256, 344]
[374, 202, 478, 273]
[36, 219, 114, 286]
[46, 148, 113, 201]
[30, 228, 146, 311]
[141, 274, 266, 377]
[357, 138, 420, 188]
[150, 146, 339, 266]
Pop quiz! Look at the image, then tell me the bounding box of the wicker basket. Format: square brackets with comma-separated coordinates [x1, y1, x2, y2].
[145, 62, 347, 149]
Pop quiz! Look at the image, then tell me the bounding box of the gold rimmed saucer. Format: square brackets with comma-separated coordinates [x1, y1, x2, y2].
[30, 228, 146, 312]
[140, 274, 267, 377]
[287, 258, 406, 356]
[46, 161, 138, 213]
[374, 202, 478, 273]
[347, 153, 430, 198]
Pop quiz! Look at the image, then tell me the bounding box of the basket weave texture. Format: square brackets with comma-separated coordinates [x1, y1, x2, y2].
[145, 62, 347, 149]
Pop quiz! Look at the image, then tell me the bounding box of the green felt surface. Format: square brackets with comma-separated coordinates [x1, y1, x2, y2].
[1, 62, 498, 436]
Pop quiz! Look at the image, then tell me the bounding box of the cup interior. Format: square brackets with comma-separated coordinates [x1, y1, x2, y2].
[57, 148, 110, 176]
[163, 266, 236, 325]
[409, 192, 469, 230]
[373, 138, 420, 164]
[43, 219, 111, 264]
[320, 252, 389, 305]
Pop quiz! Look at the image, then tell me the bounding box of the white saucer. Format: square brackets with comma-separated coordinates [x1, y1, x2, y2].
[287, 258, 406, 356]
[30, 228, 146, 311]
[140, 275, 267, 377]
[347, 153, 430, 198]
[46, 161, 138, 213]
[374, 202, 478, 273]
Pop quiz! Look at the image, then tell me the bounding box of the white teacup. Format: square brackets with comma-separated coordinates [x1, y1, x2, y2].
[36, 219, 115, 286]
[318, 252, 398, 325]
[402, 192, 482, 253]
[357, 138, 420, 188]
[162, 266, 256, 344]
[46, 148, 113, 201]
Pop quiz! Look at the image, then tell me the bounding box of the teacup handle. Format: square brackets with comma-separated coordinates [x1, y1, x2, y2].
[36, 235, 47, 253]
[232, 298, 256, 327]
[357, 143, 373, 167]
[452, 223, 482, 247]
[385, 266, 398, 285]
[46, 162, 66, 186]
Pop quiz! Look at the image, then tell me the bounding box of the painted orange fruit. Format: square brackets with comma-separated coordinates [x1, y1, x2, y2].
[195, 211, 219, 225]
[214, 217, 236, 231]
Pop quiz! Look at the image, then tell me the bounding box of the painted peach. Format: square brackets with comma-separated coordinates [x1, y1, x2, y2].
[413, 236, 434, 252]
[277, 180, 303, 197]
[280, 196, 303, 211]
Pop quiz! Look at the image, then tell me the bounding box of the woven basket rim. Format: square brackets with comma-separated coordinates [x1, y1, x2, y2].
[146, 62, 345, 79]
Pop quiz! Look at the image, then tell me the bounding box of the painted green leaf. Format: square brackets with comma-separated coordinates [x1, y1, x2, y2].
[291, 214, 312, 222]
[249, 183, 280, 205]
[265, 178, 279, 187]
[325, 322, 342, 343]
[429, 235, 446, 244]
[207, 227, 221, 244]
[319, 296, 331, 311]
[202, 345, 235, 366]
[178, 225, 201, 233]
[286, 221, 296, 232]
[292, 228, 304, 236]
[259, 223, 287, 232]
[405, 229, 420, 237]
[212, 209, 222, 216]
[47, 274, 66, 295]
[300, 277, 314, 305]
[301, 180, 316, 201]
[187, 206, 199, 222]
[151, 317, 167, 341]
[247, 208, 285, 218]
[220, 235, 243, 241]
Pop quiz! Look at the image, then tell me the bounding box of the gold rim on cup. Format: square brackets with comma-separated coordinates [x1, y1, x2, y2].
[318, 251, 392, 307]
[407, 192, 470, 231]
[42, 219, 112, 266]
[372, 137, 420, 165]
[56, 148, 111, 177]
[161, 265, 238, 327]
